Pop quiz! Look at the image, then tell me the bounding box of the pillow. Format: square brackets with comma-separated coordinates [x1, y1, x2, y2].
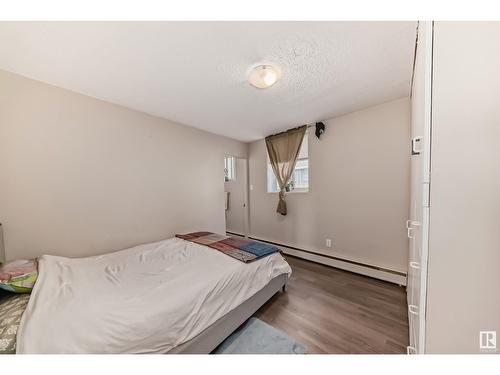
[0, 259, 38, 293]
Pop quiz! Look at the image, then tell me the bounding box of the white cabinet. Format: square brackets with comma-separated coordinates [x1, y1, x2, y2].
[407, 21, 500, 354]
[407, 21, 433, 354]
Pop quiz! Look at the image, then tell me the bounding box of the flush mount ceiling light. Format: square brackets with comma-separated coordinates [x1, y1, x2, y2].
[248, 64, 281, 89]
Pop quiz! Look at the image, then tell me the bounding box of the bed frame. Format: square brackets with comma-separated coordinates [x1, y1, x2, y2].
[167, 273, 288, 354]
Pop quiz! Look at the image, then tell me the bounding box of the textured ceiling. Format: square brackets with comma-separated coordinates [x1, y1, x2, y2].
[0, 21, 416, 142]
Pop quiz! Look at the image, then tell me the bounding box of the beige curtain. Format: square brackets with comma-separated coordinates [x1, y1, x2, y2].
[265, 125, 307, 215]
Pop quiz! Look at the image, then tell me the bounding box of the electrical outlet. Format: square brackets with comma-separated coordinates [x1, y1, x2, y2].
[326, 239, 332, 248]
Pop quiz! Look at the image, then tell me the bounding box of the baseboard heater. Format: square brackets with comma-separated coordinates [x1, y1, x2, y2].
[227, 233, 406, 286]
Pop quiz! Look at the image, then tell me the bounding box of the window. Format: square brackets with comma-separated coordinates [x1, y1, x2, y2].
[267, 133, 309, 193]
[224, 156, 236, 181]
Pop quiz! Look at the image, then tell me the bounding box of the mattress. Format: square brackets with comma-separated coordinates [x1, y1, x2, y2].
[16, 237, 291, 353]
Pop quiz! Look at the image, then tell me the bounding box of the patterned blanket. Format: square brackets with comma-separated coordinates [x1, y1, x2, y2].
[0, 291, 30, 354]
[176, 232, 279, 263]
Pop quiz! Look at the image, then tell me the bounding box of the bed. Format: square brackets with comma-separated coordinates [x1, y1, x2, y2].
[6, 236, 290, 354]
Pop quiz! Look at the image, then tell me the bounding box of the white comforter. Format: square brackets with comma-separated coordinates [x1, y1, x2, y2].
[16, 237, 291, 353]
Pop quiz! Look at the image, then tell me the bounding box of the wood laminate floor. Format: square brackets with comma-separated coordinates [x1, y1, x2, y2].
[254, 255, 409, 354]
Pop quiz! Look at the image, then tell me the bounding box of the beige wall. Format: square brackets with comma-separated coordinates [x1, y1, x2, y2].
[248, 98, 410, 273]
[425, 22, 500, 353]
[224, 158, 247, 235]
[0, 70, 247, 260]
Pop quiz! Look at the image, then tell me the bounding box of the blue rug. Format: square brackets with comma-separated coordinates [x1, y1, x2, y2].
[214, 318, 307, 354]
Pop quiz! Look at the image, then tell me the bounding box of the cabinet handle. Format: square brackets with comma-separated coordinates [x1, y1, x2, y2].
[412, 136, 422, 155]
[407, 346, 417, 354]
[408, 304, 419, 316]
[406, 220, 421, 228]
[406, 220, 421, 239]
[406, 220, 413, 238]
[409, 261, 420, 269]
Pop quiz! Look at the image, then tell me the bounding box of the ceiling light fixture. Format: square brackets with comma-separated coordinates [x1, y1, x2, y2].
[248, 64, 281, 89]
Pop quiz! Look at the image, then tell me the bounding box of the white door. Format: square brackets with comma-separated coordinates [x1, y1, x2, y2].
[224, 157, 249, 236]
[408, 21, 433, 354]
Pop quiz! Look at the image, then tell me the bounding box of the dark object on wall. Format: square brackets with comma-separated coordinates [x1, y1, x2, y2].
[315, 122, 326, 139]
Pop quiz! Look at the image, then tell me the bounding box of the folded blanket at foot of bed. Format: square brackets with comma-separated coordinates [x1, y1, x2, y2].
[176, 232, 279, 263]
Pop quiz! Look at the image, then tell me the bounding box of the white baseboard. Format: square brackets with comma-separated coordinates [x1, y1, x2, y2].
[246, 235, 407, 286]
[226, 230, 245, 237]
[282, 247, 407, 286]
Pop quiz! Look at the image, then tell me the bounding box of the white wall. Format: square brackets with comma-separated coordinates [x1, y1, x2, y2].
[248, 98, 410, 273]
[0, 70, 247, 260]
[425, 22, 500, 353]
[224, 158, 247, 235]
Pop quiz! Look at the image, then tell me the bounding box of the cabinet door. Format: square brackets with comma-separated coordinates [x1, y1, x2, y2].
[408, 21, 433, 354]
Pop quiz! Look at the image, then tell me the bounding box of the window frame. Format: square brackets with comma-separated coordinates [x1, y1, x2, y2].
[224, 155, 236, 181]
